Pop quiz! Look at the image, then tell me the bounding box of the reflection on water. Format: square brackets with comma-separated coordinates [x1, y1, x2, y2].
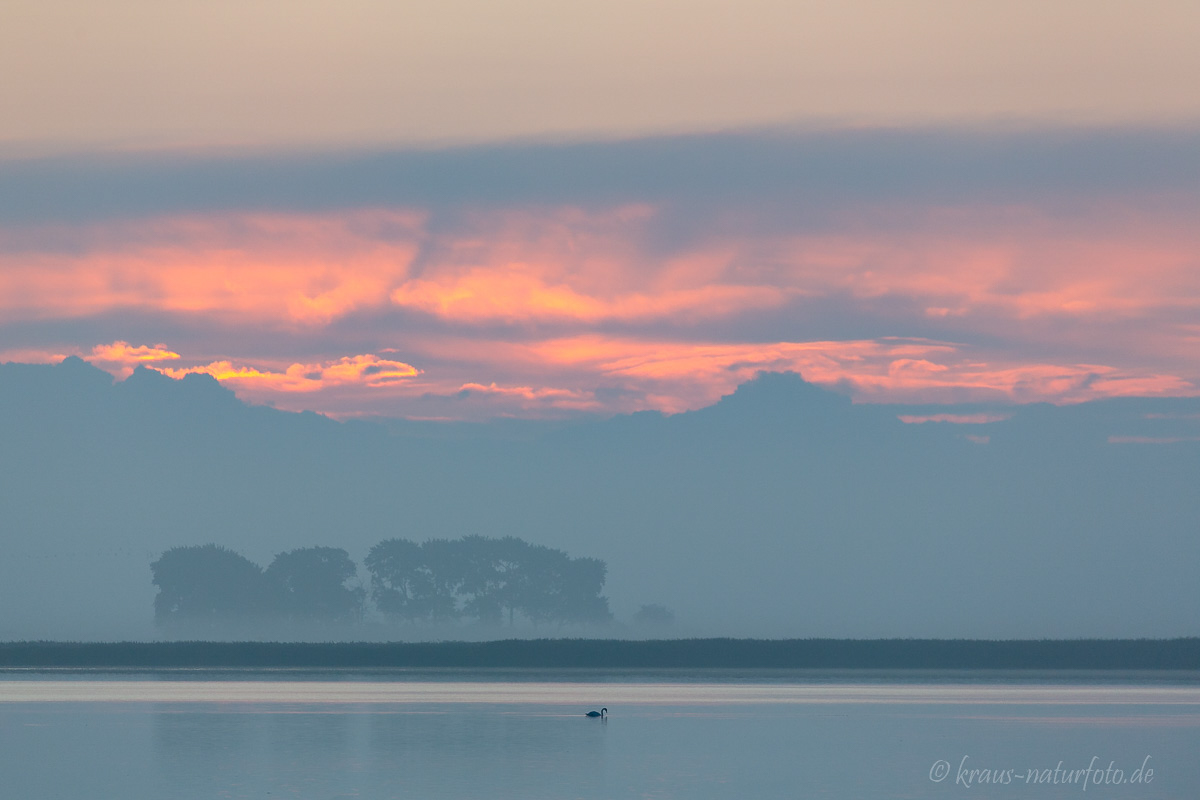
[6, 679, 1200, 704]
[1, 674, 1198, 799]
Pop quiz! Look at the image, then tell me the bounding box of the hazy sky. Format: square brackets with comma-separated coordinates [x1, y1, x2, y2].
[2, 1, 1198, 419]
[4, 360, 1199, 639]
[3, 6, 1200, 641]
[5, 0, 1200, 152]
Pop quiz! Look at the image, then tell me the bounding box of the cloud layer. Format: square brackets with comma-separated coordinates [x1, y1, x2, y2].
[2, 131, 1197, 418]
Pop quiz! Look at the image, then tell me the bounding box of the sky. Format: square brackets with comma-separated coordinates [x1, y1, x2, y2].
[3, 2, 1200, 642]
[5, 360, 1200, 639]
[2, 1, 1199, 420]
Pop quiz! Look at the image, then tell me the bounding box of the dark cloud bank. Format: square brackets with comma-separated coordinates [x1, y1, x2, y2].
[2, 357, 1198, 641]
[3, 127, 1198, 227]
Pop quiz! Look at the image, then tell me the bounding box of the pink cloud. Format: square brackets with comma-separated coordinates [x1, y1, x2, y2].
[157, 354, 421, 394]
[454, 382, 601, 412]
[2, 201, 1197, 418]
[3, 205, 1197, 337]
[390, 266, 786, 323]
[90, 341, 180, 364]
[62, 333, 1197, 420]
[898, 413, 1012, 425]
[516, 335, 1197, 412]
[0, 211, 423, 324]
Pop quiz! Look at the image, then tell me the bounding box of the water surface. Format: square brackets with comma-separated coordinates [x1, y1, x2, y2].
[2, 671, 1196, 799]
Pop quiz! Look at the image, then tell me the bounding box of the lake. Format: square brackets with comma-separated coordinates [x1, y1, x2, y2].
[2, 670, 1197, 799]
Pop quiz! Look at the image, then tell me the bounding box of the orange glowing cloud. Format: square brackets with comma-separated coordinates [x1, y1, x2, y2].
[60, 332, 1196, 421]
[3, 205, 1197, 342]
[387, 206, 788, 323]
[0, 347, 73, 364]
[516, 335, 1197, 412]
[390, 265, 786, 323]
[4, 201, 1198, 419]
[89, 341, 180, 364]
[455, 382, 600, 411]
[0, 206, 805, 331]
[158, 354, 420, 394]
[378, 206, 1200, 356]
[0, 211, 423, 325]
[766, 217, 1200, 325]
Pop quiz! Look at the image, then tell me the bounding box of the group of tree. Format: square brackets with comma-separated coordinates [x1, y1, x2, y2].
[150, 544, 363, 627]
[365, 536, 610, 627]
[150, 536, 611, 630]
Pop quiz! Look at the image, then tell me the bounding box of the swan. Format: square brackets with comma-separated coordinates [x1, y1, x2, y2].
[585, 707, 607, 718]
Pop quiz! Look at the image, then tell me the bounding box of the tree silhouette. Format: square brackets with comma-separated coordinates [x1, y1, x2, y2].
[266, 546, 364, 624]
[365, 535, 610, 627]
[366, 538, 458, 622]
[561, 556, 612, 624]
[152, 536, 612, 630]
[459, 536, 530, 625]
[417, 538, 468, 620]
[522, 553, 611, 627]
[150, 544, 268, 625]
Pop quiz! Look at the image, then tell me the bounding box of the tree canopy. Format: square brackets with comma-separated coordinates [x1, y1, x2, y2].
[150, 537, 610, 631]
[150, 544, 267, 625]
[365, 535, 611, 627]
[266, 546, 364, 623]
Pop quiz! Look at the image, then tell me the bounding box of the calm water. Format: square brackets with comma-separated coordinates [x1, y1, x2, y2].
[2, 671, 1198, 799]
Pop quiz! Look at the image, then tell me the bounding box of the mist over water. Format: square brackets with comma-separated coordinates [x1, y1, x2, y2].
[2, 358, 1199, 640]
[1, 672, 1197, 800]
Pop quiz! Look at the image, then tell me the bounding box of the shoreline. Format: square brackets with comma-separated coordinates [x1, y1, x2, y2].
[2, 638, 1198, 670]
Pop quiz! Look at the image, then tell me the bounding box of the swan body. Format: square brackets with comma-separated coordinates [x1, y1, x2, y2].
[585, 707, 607, 718]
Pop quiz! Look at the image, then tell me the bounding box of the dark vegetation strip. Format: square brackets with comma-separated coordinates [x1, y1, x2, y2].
[2, 639, 1199, 670]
